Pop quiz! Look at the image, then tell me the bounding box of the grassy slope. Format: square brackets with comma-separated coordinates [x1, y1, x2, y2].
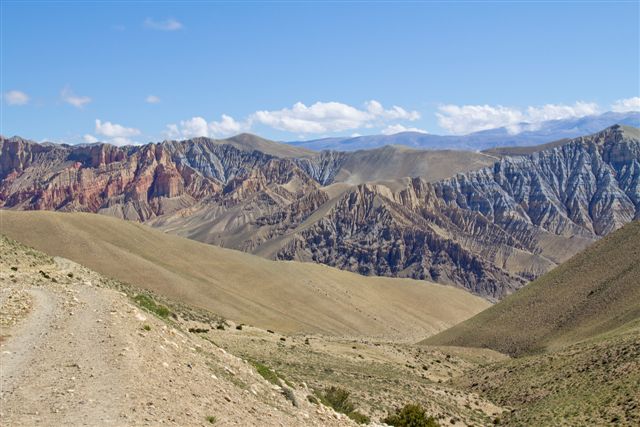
[423, 221, 640, 356]
[0, 210, 488, 338]
[222, 133, 316, 158]
[457, 326, 640, 426]
[334, 146, 497, 184]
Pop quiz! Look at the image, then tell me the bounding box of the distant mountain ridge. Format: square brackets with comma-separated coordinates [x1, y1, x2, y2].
[289, 111, 640, 151]
[1, 125, 639, 299]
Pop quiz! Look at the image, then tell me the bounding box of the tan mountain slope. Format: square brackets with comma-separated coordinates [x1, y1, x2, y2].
[423, 220, 640, 356]
[319, 145, 498, 185]
[218, 133, 316, 158]
[0, 210, 489, 338]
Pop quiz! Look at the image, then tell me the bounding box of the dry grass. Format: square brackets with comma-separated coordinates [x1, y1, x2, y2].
[0, 210, 489, 339]
[423, 221, 640, 356]
[457, 326, 640, 425]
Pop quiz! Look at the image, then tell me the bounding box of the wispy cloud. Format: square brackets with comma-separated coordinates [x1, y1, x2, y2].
[611, 97, 640, 113]
[436, 101, 600, 135]
[145, 95, 161, 104]
[4, 90, 29, 105]
[144, 18, 183, 31]
[61, 86, 92, 108]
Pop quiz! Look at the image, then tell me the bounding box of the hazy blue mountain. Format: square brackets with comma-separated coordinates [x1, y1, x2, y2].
[288, 111, 640, 151]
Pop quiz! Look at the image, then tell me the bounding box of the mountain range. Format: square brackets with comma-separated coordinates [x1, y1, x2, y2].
[290, 111, 640, 151]
[1, 124, 639, 299]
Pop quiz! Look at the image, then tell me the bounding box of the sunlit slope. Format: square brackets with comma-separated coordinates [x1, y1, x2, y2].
[423, 221, 640, 356]
[0, 210, 488, 338]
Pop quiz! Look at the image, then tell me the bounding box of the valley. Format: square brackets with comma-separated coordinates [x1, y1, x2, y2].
[3, 2, 639, 425]
[1, 212, 638, 426]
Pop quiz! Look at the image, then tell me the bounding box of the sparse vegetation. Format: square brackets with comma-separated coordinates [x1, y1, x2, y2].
[142, 324, 151, 331]
[317, 386, 370, 424]
[251, 361, 281, 385]
[383, 404, 439, 427]
[133, 293, 171, 319]
[205, 415, 217, 424]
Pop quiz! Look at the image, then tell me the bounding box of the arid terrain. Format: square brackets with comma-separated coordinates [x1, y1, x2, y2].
[3, 2, 639, 425]
[3, 125, 638, 300]
[0, 210, 488, 338]
[2, 213, 639, 426]
[1, 233, 504, 426]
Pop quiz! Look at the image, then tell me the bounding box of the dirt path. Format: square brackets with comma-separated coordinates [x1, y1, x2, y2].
[1, 285, 134, 425]
[1, 288, 57, 397]
[0, 236, 356, 426]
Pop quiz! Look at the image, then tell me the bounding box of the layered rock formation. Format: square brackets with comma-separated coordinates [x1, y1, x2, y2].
[1, 125, 638, 299]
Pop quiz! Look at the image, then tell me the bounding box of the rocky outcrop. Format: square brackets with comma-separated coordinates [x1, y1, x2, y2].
[0, 138, 221, 221]
[1, 126, 638, 299]
[274, 126, 640, 298]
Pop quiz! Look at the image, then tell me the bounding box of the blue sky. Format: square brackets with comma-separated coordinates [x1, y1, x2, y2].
[2, 1, 639, 145]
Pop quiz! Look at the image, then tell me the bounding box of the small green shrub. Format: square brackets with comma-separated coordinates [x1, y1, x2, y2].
[205, 415, 217, 424]
[383, 404, 439, 427]
[319, 386, 354, 414]
[143, 324, 151, 331]
[133, 294, 171, 318]
[348, 410, 371, 424]
[252, 361, 280, 385]
[318, 386, 370, 424]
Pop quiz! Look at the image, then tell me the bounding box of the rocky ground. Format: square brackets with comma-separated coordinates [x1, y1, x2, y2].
[0, 236, 358, 426]
[0, 234, 510, 426]
[204, 326, 506, 426]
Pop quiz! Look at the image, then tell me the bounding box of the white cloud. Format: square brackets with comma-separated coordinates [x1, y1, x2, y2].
[4, 90, 29, 105]
[61, 86, 91, 108]
[164, 100, 421, 139]
[251, 100, 420, 134]
[209, 114, 244, 136]
[165, 115, 248, 139]
[145, 95, 161, 104]
[166, 117, 208, 138]
[611, 97, 640, 113]
[144, 18, 183, 31]
[381, 124, 427, 135]
[93, 120, 141, 145]
[436, 101, 600, 135]
[83, 134, 99, 143]
[525, 102, 599, 123]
